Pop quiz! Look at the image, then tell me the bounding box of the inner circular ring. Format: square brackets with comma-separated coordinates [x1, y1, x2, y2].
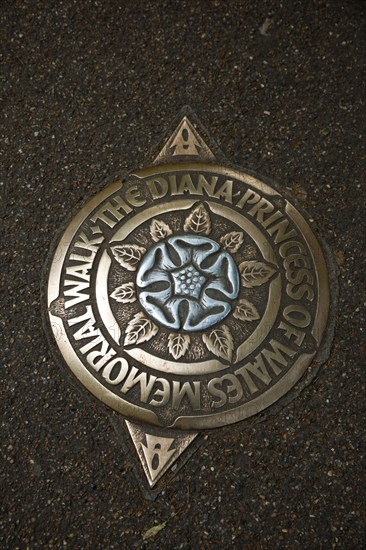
[95, 199, 281, 374]
[136, 234, 240, 332]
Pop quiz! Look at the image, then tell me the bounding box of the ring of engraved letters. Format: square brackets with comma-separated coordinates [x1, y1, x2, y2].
[46, 158, 330, 430]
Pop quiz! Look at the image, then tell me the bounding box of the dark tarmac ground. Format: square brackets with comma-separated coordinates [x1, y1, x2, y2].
[1, 1, 365, 548]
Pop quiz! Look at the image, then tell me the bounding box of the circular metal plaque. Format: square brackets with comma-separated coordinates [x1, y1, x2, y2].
[46, 160, 330, 430]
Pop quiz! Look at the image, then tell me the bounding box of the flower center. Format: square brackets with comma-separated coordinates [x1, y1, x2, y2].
[171, 264, 206, 299]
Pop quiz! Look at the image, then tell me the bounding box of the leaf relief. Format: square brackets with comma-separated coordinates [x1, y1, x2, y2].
[239, 261, 276, 288]
[150, 219, 173, 242]
[110, 282, 136, 304]
[202, 325, 233, 362]
[220, 231, 244, 253]
[233, 299, 260, 322]
[168, 333, 191, 360]
[124, 312, 158, 346]
[111, 244, 146, 271]
[183, 204, 211, 235]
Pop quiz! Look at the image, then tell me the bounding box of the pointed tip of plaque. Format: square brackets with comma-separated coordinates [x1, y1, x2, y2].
[154, 107, 217, 164]
[125, 420, 197, 488]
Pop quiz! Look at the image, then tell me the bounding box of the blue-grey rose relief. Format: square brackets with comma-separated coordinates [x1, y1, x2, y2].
[136, 235, 240, 331]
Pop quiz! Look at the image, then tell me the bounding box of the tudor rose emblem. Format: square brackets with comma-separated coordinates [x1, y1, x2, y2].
[44, 111, 331, 491]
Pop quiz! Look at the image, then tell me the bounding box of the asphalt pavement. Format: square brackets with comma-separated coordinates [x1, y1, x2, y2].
[1, 1, 365, 548]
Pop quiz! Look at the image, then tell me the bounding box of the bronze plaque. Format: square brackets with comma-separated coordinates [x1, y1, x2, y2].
[44, 110, 333, 490]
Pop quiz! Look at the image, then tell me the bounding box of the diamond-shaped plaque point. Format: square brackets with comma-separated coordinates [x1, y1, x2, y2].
[126, 421, 197, 488]
[154, 115, 215, 163]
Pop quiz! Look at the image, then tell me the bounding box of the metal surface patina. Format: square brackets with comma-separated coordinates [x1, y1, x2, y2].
[44, 110, 332, 492]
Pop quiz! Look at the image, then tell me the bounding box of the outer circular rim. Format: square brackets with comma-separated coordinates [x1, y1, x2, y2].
[46, 162, 330, 430]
